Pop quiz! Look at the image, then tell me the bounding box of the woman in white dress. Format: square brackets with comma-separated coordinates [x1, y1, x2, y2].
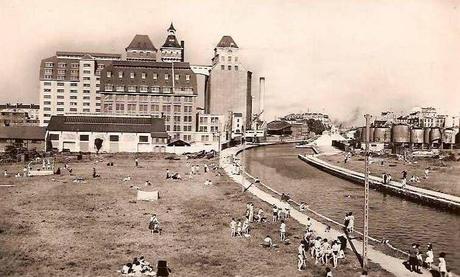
[425, 243, 434, 269]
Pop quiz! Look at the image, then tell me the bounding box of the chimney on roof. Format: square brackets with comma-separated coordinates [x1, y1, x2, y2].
[180, 40, 185, 62]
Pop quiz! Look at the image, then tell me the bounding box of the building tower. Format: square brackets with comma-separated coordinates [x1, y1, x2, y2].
[160, 23, 184, 62]
[206, 35, 252, 130]
[126, 34, 157, 61]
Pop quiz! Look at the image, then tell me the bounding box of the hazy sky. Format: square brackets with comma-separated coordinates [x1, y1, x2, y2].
[1, 0, 459, 125]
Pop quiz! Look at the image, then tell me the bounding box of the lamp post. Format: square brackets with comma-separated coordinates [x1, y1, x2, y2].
[363, 114, 372, 270]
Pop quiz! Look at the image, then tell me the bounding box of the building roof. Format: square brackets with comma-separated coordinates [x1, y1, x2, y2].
[216, 36, 239, 48]
[47, 115, 168, 138]
[56, 51, 121, 59]
[162, 35, 182, 48]
[267, 120, 291, 131]
[126, 35, 157, 51]
[111, 60, 190, 69]
[0, 126, 46, 140]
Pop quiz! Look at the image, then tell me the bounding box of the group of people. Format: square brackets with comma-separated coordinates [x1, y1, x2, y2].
[408, 243, 449, 276]
[165, 169, 182, 180]
[148, 214, 161, 235]
[120, 256, 154, 275]
[230, 202, 267, 238]
[272, 204, 291, 222]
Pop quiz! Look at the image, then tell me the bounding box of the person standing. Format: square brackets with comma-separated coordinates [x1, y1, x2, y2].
[347, 212, 355, 233]
[230, 218, 236, 237]
[280, 220, 286, 242]
[408, 243, 418, 272]
[425, 243, 434, 269]
[272, 205, 278, 222]
[438, 252, 447, 277]
[248, 203, 254, 222]
[135, 158, 139, 167]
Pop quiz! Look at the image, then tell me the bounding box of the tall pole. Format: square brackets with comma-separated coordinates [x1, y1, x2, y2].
[363, 114, 371, 270]
[241, 121, 245, 192]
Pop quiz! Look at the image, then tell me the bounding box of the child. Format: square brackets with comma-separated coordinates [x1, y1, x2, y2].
[280, 220, 286, 241]
[297, 252, 306, 271]
[230, 218, 236, 237]
[439, 252, 447, 277]
[306, 217, 312, 231]
[272, 205, 278, 222]
[425, 244, 434, 269]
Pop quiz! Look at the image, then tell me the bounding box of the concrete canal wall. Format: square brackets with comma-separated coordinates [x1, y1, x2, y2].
[298, 154, 460, 214]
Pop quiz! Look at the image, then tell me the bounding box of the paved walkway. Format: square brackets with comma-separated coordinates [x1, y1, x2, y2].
[221, 145, 433, 277]
[302, 154, 460, 208]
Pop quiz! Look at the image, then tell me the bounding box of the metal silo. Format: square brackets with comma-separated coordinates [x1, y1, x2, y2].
[443, 129, 454, 144]
[410, 128, 424, 144]
[392, 124, 410, 143]
[374, 127, 391, 143]
[369, 127, 375, 142]
[423, 128, 431, 144]
[430, 127, 442, 142]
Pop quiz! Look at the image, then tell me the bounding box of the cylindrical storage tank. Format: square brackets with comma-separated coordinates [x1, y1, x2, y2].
[392, 124, 410, 143]
[430, 127, 442, 142]
[369, 127, 375, 142]
[374, 127, 391, 143]
[443, 129, 454, 144]
[355, 128, 362, 141]
[360, 127, 369, 142]
[424, 128, 431, 144]
[410, 128, 424, 144]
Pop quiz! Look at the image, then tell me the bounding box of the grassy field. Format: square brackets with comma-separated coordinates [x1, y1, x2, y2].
[319, 151, 460, 197]
[0, 153, 392, 276]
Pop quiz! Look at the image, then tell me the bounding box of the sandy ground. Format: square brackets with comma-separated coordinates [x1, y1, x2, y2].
[319, 152, 460, 197]
[0, 153, 392, 276]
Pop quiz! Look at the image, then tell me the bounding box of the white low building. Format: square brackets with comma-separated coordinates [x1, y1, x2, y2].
[46, 115, 168, 153]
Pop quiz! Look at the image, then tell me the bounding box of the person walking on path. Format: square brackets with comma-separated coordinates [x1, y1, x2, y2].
[280, 220, 286, 242]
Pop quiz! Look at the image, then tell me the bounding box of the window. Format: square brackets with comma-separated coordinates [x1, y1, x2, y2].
[235, 65, 238, 71]
[163, 87, 171, 94]
[151, 86, 160, 93]
[235, 57, 238, 62]
[57, 108, 64, 112]
[221, 65, 225, 70]
[70, 108, 77, 112]
[57, 69, 66, 75]
[175, 74, 179, 81]
[139, 104, 148, 113]
[103, 103, 113, 112]
[201, 135, 209, 141]
[83, 108, 90, 112]
[45, 62, 54, 68]
[107, 71, 112, 78]
[220, 56, 225, 62]
[185, 74, 190, 81]
[70, 89, 77, 93]
[141, 72, 146, 79]
[118, 71, 123, 78]
[70, 83, 78, 87]
[162, 105, 171, 112]
[174, 105, 181, 112]
[163, 96, 171, 102]
[43, 107, 51, 111]
[228, 65, 232, 70]
[184, 97, 193, 102]
[57, 76, 65, 80]
[43, 101, 51, 105]
[173, 115, 181, 122]
[83, 96, 90, 100]
[71, 63, 79, 68]
[57, 82, 64, 86]
[58, 62, 66, 68]
[44, 69, 53, 74]
[57, 102, 64, 105]
[44, 88, 51, 92]
[128, 85, 136, 92]
[139, 136, 148, 143]
[43, 95, 51, 99]
[109, 135, 119, 142]
[228, 56, 232, 62]
[83, 90, 90, 94]
[83, 63, 91, 67]
[174, 125, 181, 131]
[165, 125, 170, 131]
[184, 106, 192, 113]
[49, 134, 59, 140]
[80, 135, 89, 141]
[44, 75, 52, 80]
[184, 116, 192, 122]
[44, 82, 52, 86]
[138, 85, 147, 92]
[83, 77, 90, 80]
[130, 72, 135, 79]
[83, 102, 90, 106]
[127, 95, 136, 101]
[127, 104, 136, 113]
[153, 73, 158, 80]
[183, 125, 192, 132]
[105, 84, 113, 91]
[83, 70, 91, 74]
[164, 73, 169, 80]
[83, 83, 90, 87]
[151, 104, 159, 112]
[70, 102, 78, 106]
[57, 95, 64, 99]
[116, 85, 124, 92]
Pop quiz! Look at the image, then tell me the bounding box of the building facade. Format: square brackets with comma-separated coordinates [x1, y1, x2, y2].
[126, 34, 157, 61]
[0, 126, 46, 152]
[206, 36, 252, 129]
[160, 23, 184, 62]
[39, 51, 121, 125]
[46, 115, 168, 153]
[99, 60, 198, 142]
[0, 103, 40, 126]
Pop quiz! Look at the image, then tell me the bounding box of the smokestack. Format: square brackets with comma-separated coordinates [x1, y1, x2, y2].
[180, 40, 185, 62]
[259, 77, 265, 121]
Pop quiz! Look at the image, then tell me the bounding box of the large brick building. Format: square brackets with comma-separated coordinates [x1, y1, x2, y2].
[38, 51, 121, 125]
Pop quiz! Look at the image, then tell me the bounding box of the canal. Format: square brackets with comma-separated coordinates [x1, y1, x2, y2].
[243, 144, 460, 271]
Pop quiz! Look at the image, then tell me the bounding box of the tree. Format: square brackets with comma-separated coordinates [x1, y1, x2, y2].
[94, 138, 103, 154]
[306, 119, 326, 135]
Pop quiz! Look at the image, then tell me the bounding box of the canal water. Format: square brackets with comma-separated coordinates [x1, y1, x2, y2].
[243, 144, 460, 271]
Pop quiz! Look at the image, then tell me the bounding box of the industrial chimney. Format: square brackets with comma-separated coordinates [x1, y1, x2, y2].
[259, 77, 265, 121]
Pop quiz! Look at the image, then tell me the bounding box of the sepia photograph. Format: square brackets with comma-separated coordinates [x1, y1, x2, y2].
[0, 0, 459, 276]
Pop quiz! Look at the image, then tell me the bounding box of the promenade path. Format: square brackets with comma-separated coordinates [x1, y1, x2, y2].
[221, 145, 433, 277]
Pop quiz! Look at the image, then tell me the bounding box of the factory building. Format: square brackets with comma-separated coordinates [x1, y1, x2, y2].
[38, 51, 122, 125]
[206, 36, 252, 130]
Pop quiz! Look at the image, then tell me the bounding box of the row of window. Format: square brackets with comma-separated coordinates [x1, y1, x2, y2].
[104, 84, 193, 94]
[220, 56, 238, 62]
[45, 62, 104, 69]
[103, 95, 193, 103]
[221, 65, 239, 71]
[107, 71, 190, 81]
[104, 103, 193, 115]
[49, 134, 164, 144]
[199, 126, 219, 132]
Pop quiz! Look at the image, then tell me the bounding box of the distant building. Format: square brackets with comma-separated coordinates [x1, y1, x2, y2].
[0, 103, 40, 126]
[206, 36, 252, 129]
[282, 112, 331, 127]
[267, 120, 292, 136]
[376, 107, 447, 128]
[46, 115, 168, 153]
[0, 126, 46, 152]
[160, 23, 184, 62]
[38, 51, 122, 125]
